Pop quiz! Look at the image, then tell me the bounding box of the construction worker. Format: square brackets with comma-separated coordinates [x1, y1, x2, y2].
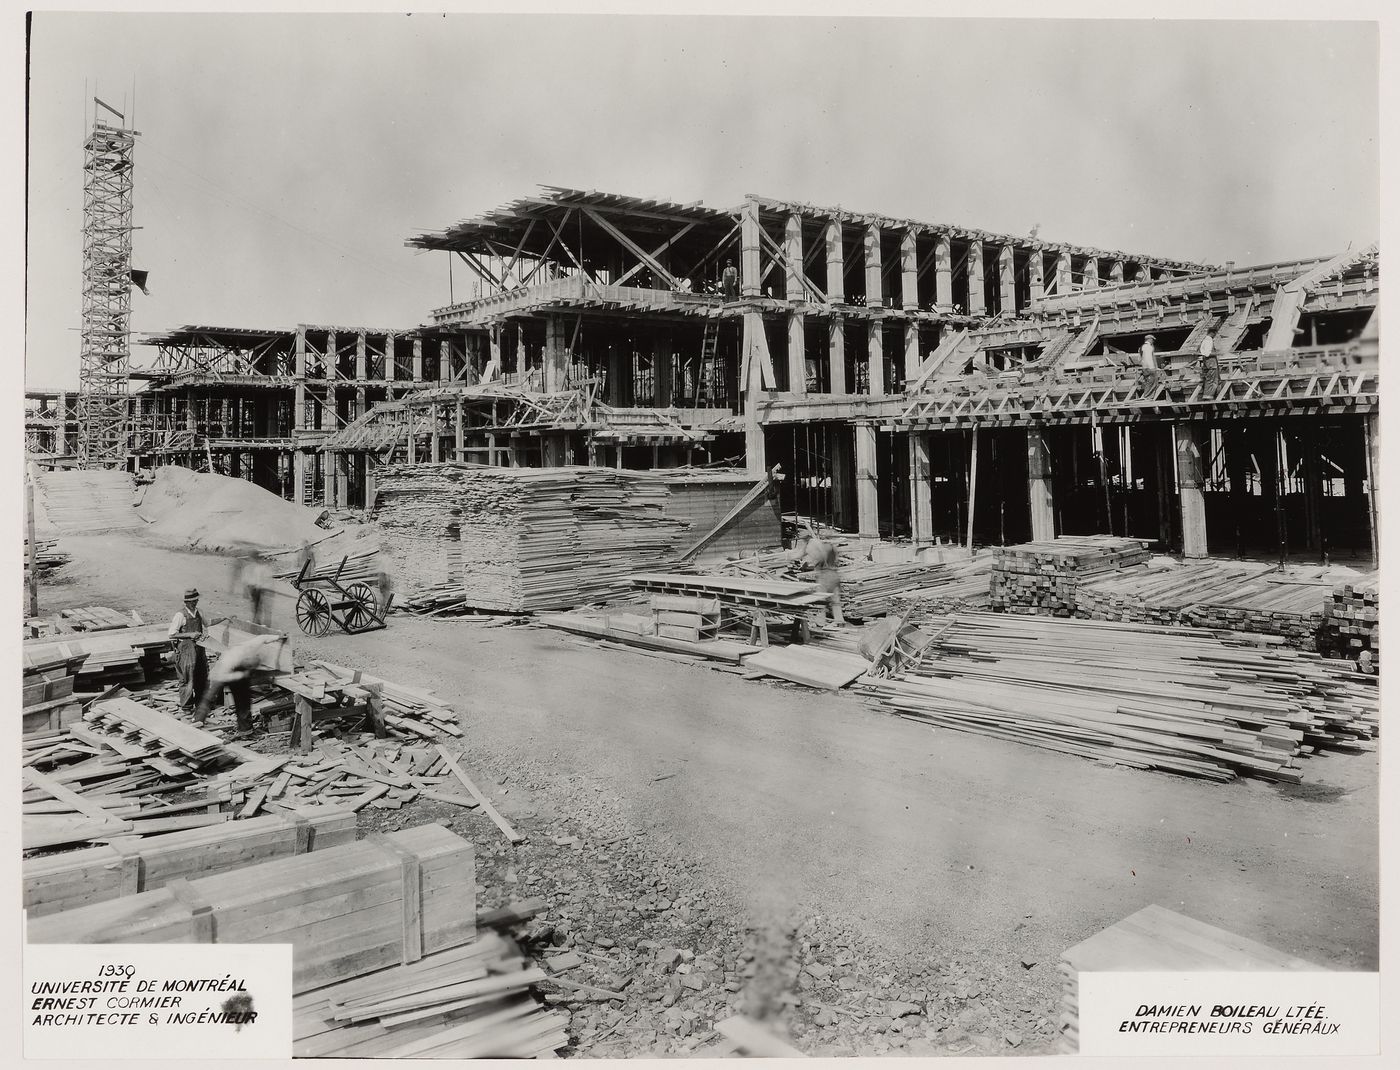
[196, 634, 288, 734]
[168, 588, 208, 711]
[794, 529, 845, 626]
[1198, 332, 1221, 396]
[721, 258, 739, 302]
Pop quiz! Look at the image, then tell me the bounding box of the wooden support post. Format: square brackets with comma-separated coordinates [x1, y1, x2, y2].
[867, 323, 885, 396]
[740, 199, 762, 299]
[412, 337, 423, 382]
[784, 213, 804, 302]
[355, 332, 366, 381]
[999, 245, 1016, 314]
[966, 427, 980, 551]
[654, 331, 673, 407]
[865, 224, 883, 309]
[1081, 256, 1100, 291]
[829, 318, 847, 395]
[909, 431, 933, 547]
[1026, 427, 1056, 542]
[293, 451, 306, 505]
[385, 332, 396, 383]
[365, 683, 387, 739]
[1029, 250, 1045, 305]
[855, 424, 879, 536]
[26, 479, 39, 617]
[455, 398, 465, 461]
[825, 218, 845, 303]
[335, 454, 349, 509]
[607, 342, 626, 406]
[292, 697, 314, 753]
[1108, 259, 1124, 286]
[1365, 411, 1380, 567]
[787, 314, 806, 396]
[901, 229, 919, 312]
[321, 451, 334, 506]
[1175, 422, 1208, 558]
[429, 407, 441, 463]
[544, 315, 569, 393]
[365, 462, 377, 513]
[966, 240, 985, 315]
[743, 316, 768, 477]
[355, 387, 366, 423]
[903, 322, 919, 387]
[1054, 250, 1073, 296]
[934, 234, 952, 310]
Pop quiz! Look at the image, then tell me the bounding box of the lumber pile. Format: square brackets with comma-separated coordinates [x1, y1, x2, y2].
[1057, 904, 1318, 1053]
[23, 624, 172, 695]
[288, 659, 460, 740]
[650, 594, 721, 642]
[1075, 559, 1275, 625]
[742, 644, 870, 690]
[294, 930, 567, 1057]
[867, 613, 1379, 782]
[27, 822, 478, 995]
[33, 468, 142, 533]
[538, 610, 761, 664]
[26, 605, 143, 637]
[274, 546, 381, 586]
[23, 537, 70, 579]
[375, 463, 692, 613]
[24, 807, 357, 917]
[1321, 579, 1380, 672]
[882, 556, 996, 620]
[989, 536, 1151, 616]
[630, 573, 827, 615]
[837, 560, 965, 620]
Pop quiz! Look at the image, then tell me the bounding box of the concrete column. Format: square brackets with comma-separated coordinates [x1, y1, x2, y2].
[867, 323, 885, 396]
[383, 332, 395, 382]
[325, 329, 337, 385]
[855, 424, 879, 536]
[1175, 422, 1208, 558]
[784, 213, 804, 302]
[1081, 256, 1099, 291]
[1055, 250, 1073, 296]
[607, 342, 626, 406]
[1027, 427, 1056, 541]
[295, 326, 307, 377]
[654, 331, 673, 407]
[864, 224, 883, 308]
[1366, 411, 1380, 565]
[412, 337, 424, 382]
[934, 234, 952, 310]
[909, 431, 934, 546]
[355, 332, 366, 381]
[999, 245, 1016, 314]
[829, 318, 847, 394]
[741, 199, 762, 298]
[901, 229, 919, 312]
[825, 219, 845, 303]
[1108, 260, 1125, 286]
[365, 463, 377, 512]
[322, 453, 334, 506]
[293, 451, 306, 504]
[787, 313, 807, 396]
[356, 387, 366, 422]
[1028, 251, 1045, 305]
[903, 323, 920, 385]
[335, 454, 349, 509]
[545, 315, 569, 393]
[966, 241, 985, 315]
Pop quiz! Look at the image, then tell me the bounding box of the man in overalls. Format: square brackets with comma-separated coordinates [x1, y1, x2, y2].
[168, 588, 208, 711]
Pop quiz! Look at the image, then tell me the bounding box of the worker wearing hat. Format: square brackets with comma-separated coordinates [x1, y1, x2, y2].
[168, 588, 209, 711]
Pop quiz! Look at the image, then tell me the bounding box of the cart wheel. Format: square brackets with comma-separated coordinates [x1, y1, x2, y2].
[343, 582, 380, 632]
[296, 589, 333, 637]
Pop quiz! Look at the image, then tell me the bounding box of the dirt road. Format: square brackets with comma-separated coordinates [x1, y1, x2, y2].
[32, 533, 1381, 1050]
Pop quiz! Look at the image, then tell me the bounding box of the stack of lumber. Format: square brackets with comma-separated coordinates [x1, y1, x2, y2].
[294, 930, 567, 1058]
[34, 468, 142, 533]
[84, 696, 232, 771]
[27, 823, 478, 995]
[375, 463, 692, 613]
[650, 594, 721, 642]
[867, 613, 1379, 782]
[281, 660, 460, 740]
[23, 623, 171, 694]
[870, 556, 996, 620]
[23, 537, 70, 578]
[630, 573, 828, 615]
[274, 546, 381, 585]
[538, 610, 760, 664]
[29, 605, 145, 635]
[20, 645, 86, 736]
[23, 807, 357, 917]
[1321, 578, 1380, 670]
[1076, 560, 1276, 625]
[206, 741, 488, 820]
[1057, 905, 1318, 1053]
[837, 560, 966, 621]
[989, 536, 1151, 616]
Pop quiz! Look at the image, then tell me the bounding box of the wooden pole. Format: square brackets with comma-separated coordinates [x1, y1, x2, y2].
[966, 427, 980, 552]
[1364, 411, 1379, 568]
[26, 479, 39, 617]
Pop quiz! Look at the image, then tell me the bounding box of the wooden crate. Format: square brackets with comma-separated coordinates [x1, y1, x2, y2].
[23, 807, 358, 918]
[27, 822, 476, 994]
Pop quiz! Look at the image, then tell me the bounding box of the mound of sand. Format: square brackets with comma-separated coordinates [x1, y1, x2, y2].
[136, 465, 331, 554]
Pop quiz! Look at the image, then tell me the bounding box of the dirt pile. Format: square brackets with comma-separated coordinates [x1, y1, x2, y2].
[135, 465, 331, 554]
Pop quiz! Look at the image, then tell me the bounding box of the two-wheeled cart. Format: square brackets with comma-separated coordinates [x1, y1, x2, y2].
[291, 555, 391, 636]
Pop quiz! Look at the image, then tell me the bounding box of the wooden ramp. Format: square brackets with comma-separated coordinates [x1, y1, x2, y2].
[34, 469, 142, 534]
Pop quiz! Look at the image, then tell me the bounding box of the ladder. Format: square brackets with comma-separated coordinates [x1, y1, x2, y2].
[695, 318, 720, 406]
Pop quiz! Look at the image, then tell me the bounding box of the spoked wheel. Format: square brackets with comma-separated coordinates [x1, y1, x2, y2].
[343, 581, 380, 632]
[296, 588, 333, 637]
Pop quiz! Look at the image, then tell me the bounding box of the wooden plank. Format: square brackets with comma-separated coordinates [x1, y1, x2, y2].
[22, 766, 134, 830]
[435, 745, 523, 844]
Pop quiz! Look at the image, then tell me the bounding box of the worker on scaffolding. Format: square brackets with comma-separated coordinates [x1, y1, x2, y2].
[195, 634, 289, 736]
[721, 258, 739, 302]
[1137, 333, 1163, 394]
[168, 588, 208, 712]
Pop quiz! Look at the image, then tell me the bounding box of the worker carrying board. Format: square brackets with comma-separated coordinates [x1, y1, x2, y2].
[168, 588, 208, 711]
[792, 529, 846, 626]
[196, 634, 289, 736]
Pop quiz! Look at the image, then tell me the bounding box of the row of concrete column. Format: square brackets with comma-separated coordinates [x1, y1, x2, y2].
[740, 201, 1154, 317]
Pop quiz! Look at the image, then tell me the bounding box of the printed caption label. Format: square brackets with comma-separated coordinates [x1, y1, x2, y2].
[24, 943, 292, 1060]
[1078, 970, 1379, 1057]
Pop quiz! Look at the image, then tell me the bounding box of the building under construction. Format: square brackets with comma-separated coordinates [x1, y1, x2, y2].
[28, 185, 1379, 563]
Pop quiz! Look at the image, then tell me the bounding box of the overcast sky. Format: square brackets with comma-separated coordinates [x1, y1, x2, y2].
[24, 13, 1378, 389]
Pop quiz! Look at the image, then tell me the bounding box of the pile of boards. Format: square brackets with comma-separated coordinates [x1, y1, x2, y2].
[274, 545, 381, 586]
[630, 573, 827, 616]
[989, 536, 1152, 616]
[22, 697, 241, 849]
[866, 612, 1378, 782]
[375, 463, 692, 613]
[275, 659, 461, 742]
[33, 468, 142, 533]
[1320, 579, 1379, 671]
[25, 605, 143, 638]
[23, 536, 69, 579]
[1057, 905, 1318, 1053]
[22, 624, 172, 715]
